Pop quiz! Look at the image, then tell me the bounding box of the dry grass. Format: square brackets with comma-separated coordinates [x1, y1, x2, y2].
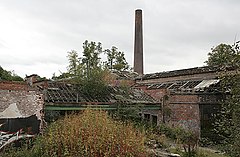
[36, 109, 147, 157]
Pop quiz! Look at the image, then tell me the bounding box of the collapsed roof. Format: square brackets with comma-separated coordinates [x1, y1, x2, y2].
[36, 81, 159, 106]
[136, 79, 221, 93]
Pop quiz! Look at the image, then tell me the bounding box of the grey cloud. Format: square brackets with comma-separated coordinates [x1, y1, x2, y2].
[0, 0, 239, 77]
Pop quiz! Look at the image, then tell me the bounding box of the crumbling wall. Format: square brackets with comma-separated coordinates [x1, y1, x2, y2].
[0, 90, 43, 119]
[140, 85, 200, 134]
[0, 81, 44, 150]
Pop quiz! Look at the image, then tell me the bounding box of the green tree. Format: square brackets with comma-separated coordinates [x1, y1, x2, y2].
[205, 43, 240, 67]
[82, 40, 102, 70]
[104, 46, 129, 71]
[206, 42, 240, 156]
[0, 66, 23, 81]
[81, 40, 103, 79]
[67, 50, 80, 76]
[66, 40, 108, 98]
[63, 40, 131, 98]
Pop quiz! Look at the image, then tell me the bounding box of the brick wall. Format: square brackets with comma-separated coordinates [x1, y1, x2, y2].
[0, 81, 44, 129]
[143, 88, 168, 100]
[134, 67, 231, 135]
[141, 86, 201, 134]
[168, 94, 200, 134]
[0, 90, 43, 118]
[0, 81, 30, 91]
[0, 81, 44, 149]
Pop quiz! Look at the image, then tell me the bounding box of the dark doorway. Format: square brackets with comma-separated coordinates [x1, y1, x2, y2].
[199, 104, 220, 139]
[152, 115, 158, 126]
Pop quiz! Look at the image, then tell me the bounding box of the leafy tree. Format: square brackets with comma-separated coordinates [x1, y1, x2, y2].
[82, 40, 102, 71]
[62, 40, 132, 98]
[0, 66, 12, 80]
[66, 40, 108, 98]
[0, 66, 23, 81]
[206, 42, 240, 156]
[67, 50, 80, 76]
[79, 40, 104, 82]
[104, 46, 129, 71]
[205, 43, 240, 67]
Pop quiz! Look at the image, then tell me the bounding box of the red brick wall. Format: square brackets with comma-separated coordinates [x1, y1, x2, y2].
[0, 81, 30, 91]
[143, 88, 168, 100]
[168, 94, 200, 134]
[141, 86, 201, 134]
[135, 68, 224, 135]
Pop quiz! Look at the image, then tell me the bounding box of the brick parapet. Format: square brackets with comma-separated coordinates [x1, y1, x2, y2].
[0, 81, 33, 91]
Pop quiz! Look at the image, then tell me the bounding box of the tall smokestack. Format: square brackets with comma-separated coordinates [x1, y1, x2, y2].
[134, 9, 143, 75]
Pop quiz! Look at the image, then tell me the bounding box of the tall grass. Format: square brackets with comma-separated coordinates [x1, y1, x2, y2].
[33, 109, 147, 157]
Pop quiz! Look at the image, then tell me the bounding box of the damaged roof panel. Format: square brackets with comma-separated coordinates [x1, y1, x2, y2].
[194, 79, 220, 90]
[39, 81, 159, 105]
[139, 79, 220, 93]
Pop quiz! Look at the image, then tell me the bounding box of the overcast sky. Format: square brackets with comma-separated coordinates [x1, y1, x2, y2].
[0, 0, 239, 78]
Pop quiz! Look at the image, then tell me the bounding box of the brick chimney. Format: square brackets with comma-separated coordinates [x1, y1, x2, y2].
[134, 9, 143, 75]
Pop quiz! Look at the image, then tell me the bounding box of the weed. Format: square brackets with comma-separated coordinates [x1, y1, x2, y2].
[35, 109, 147, 156]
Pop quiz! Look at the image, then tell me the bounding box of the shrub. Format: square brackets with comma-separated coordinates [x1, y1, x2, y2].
[33, 109, 147, 157]
[0, 139, 37, 157]
[150, 124, 199, 156]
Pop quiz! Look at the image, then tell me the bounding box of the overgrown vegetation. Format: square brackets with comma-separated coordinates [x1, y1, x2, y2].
[53, 40, 130, 80]
[0, 110, 202, 157]
[109, 104, 200, 156]
[213, 72, 240, 156]
[152, 124, 199, 156]
[52, 40, 131, 99]
[1, 110, 147, 157]
[0, 66, 23, 81]
[205, 42, 240, 156]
